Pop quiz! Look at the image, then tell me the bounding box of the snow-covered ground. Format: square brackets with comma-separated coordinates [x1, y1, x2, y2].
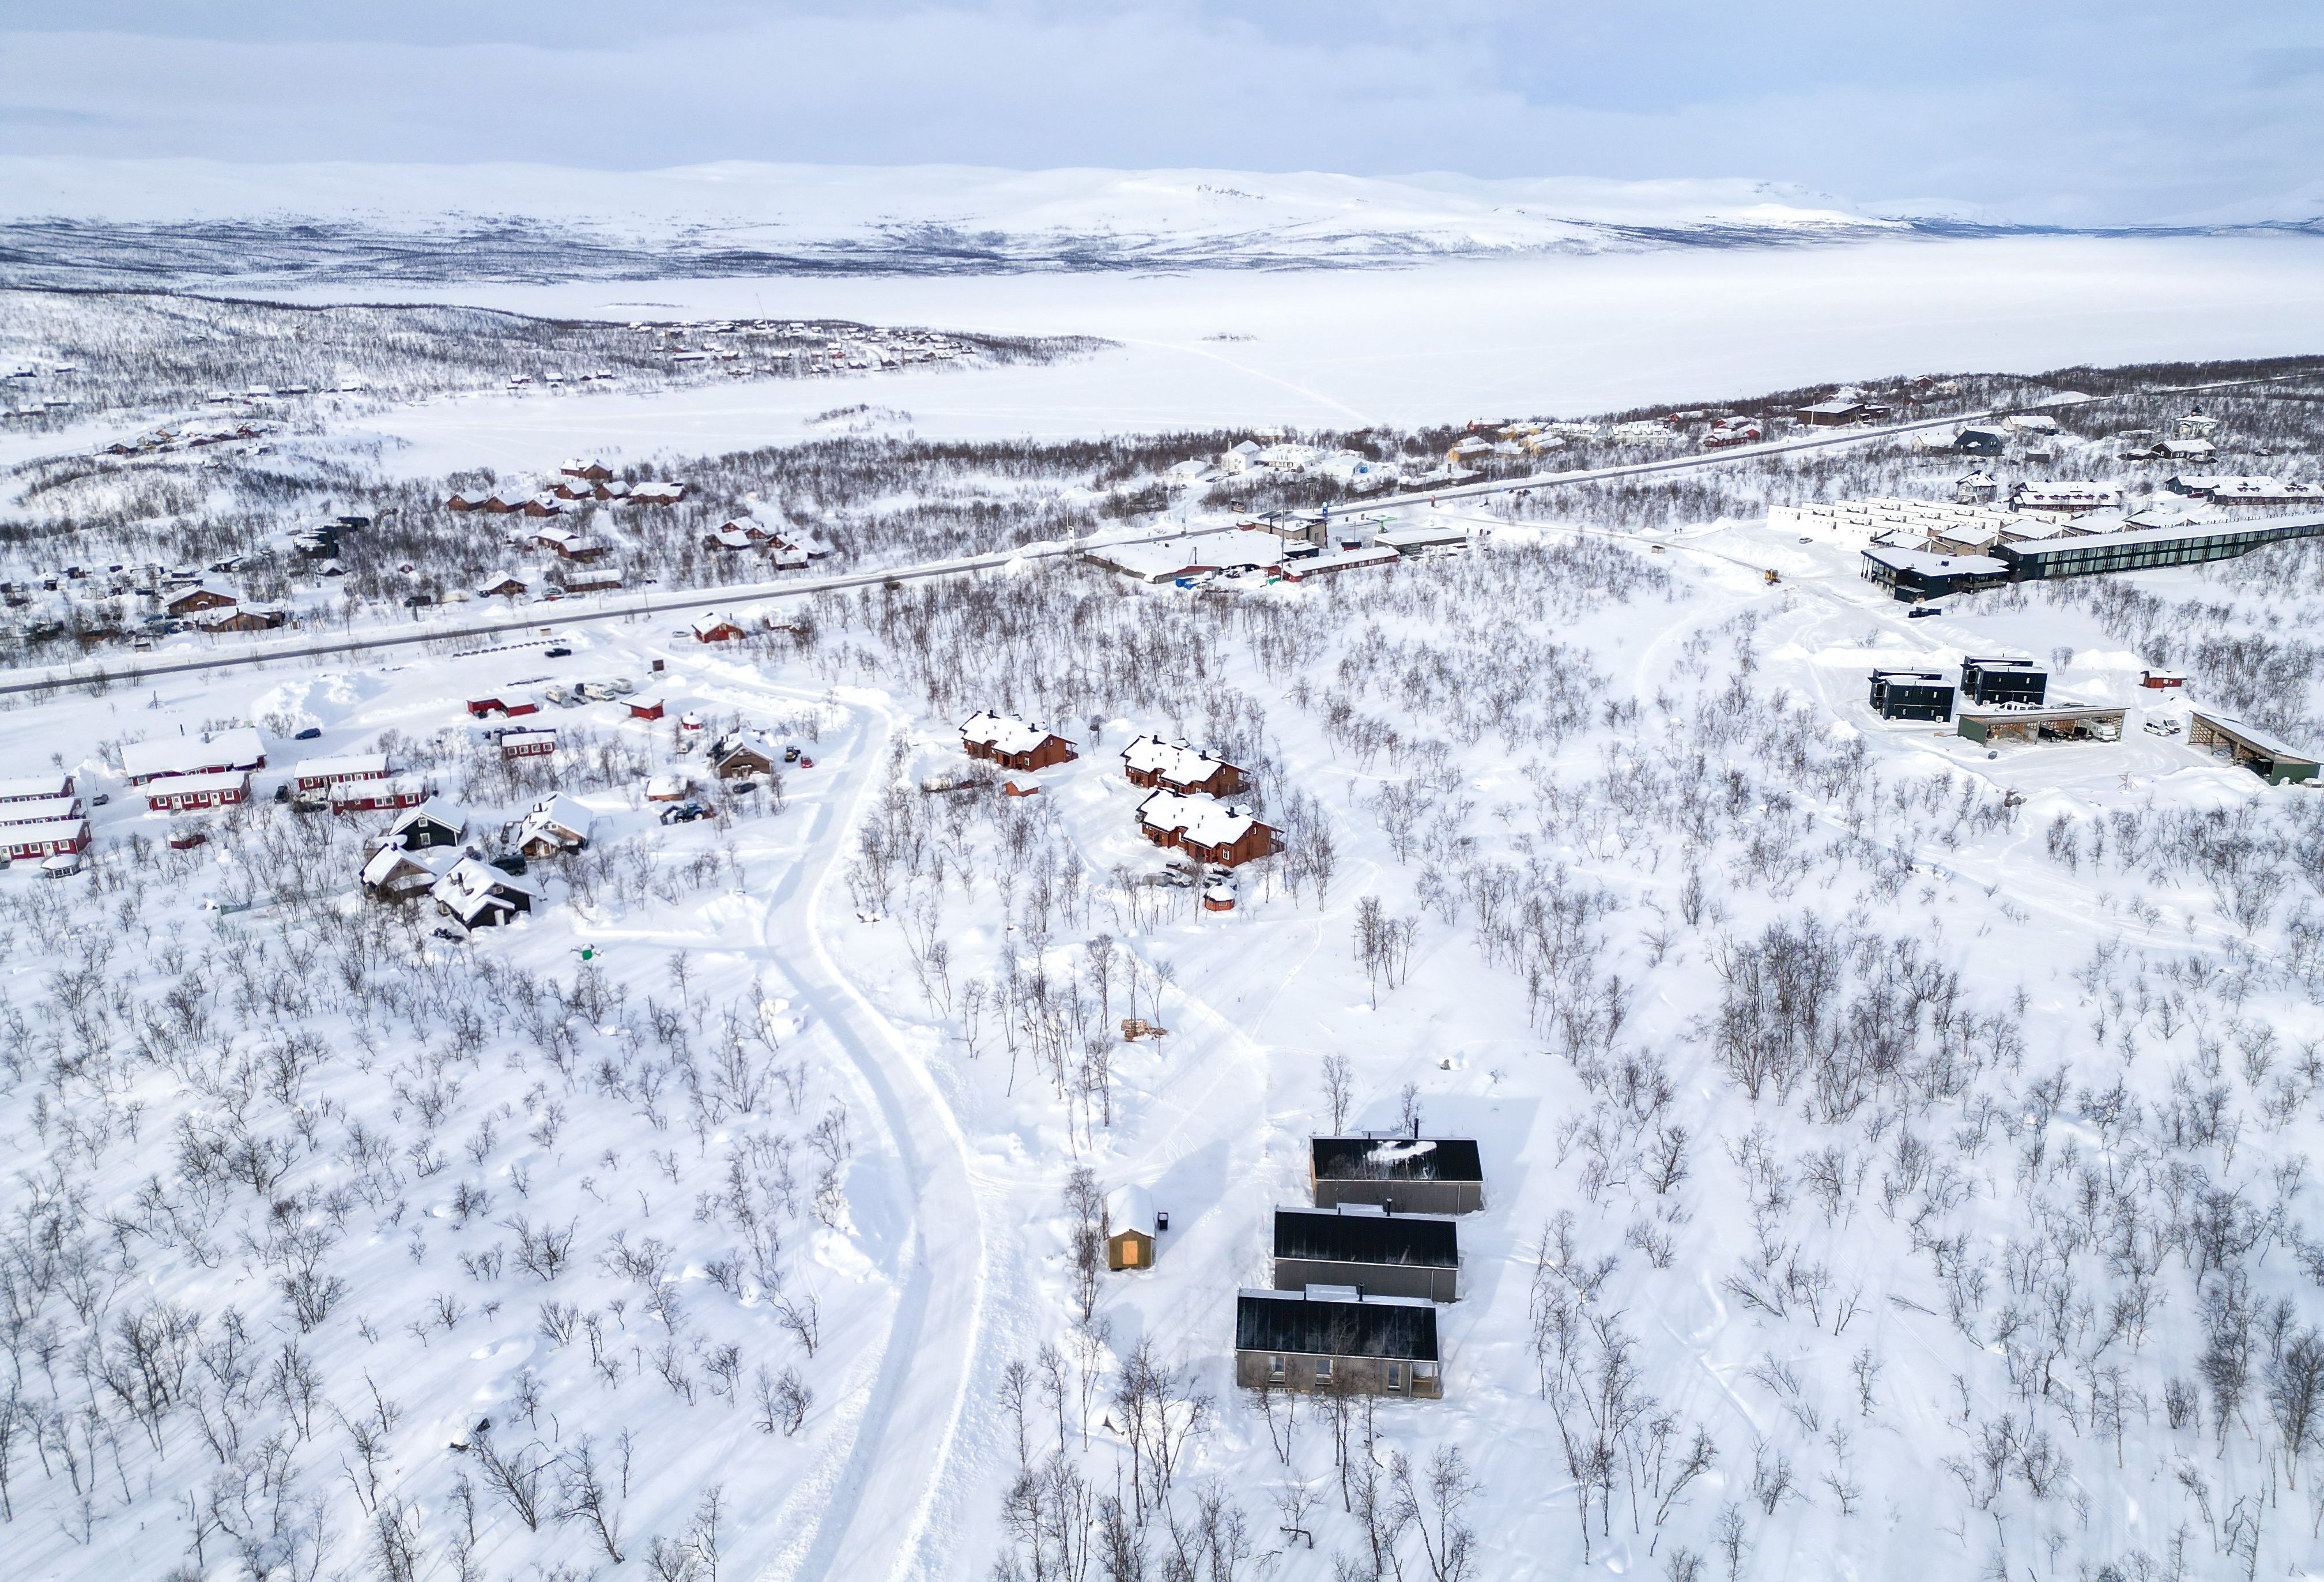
[7, 183, 2324, 1579]
[9, 484, 2324, 1577]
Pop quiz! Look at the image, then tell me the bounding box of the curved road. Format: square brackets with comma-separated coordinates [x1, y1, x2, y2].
[731, 683, 1001, 1582]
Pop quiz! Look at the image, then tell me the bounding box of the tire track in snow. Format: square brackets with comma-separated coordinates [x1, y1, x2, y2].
[734, 692, 1000, 1582]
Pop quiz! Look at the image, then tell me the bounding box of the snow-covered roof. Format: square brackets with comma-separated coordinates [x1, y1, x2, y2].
[2005, 514, 2324, 559]
[1137, 789, 1267, 847]
[363, 842, 462, 886]
[711, 729, 779, 764]
[1106, 1185, 1158, 1240]
[0, 774, 73, 802]
[692, 611, 745, 635]
[525, 793, 594, 840]
[388, 797, 465, 838]
[2012, 483, 2122, 508]
[1374, 523, 1470, 551]
[2, 818, 88, 846]
[0, 795, 80, 825]
[433, 857, 545, 912]
[1085, 530, 1287, 582]
[2188, 709, 2318, 766]
[146, 769, 249, 797]
[1120, 734, 1236, 785]
[332, 774, 428, 803]
[961, 711, 1068, 755]
[122, 726, 263, 781]
[294, 752, 389, 782]
[1861, 547, 2009, 576]
[500, 730, 559, 751]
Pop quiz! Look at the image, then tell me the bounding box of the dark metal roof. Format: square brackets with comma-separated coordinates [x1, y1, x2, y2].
[1233, 1291, 1439, 1361]
[1274, 1208, 1458, 1268]
[1310, 1137, 1482, 1185]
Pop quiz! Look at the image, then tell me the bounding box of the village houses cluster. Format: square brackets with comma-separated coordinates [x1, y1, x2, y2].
[950, 706, 1493, 1395]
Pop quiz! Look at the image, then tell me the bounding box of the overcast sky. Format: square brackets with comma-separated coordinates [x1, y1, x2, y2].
[2, 2, 2320, 225]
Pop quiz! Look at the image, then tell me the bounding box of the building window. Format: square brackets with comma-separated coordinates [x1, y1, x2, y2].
[1387, 1362, 1405, 1393]
[1314, 1357, 1333, 1385]
[1267, 1355, 1286, 1384]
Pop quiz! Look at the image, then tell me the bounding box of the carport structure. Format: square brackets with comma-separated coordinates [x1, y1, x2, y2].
[2188, 709, 2321, 785]
[1956, 704, 2126, 745]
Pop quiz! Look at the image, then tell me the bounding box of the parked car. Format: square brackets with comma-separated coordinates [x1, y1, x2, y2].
[544, 645, 573, 658]
[294, 726, 322, 740]
[488, 853, 527, 876]
[797, 756, 814, 770]
[89, 793, 109, 807]
[1907, 607, 1941, 619]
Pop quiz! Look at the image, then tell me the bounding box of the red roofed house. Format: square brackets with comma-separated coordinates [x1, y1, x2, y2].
[961, 711, 1077, 773]
[693, 613, 748, 644]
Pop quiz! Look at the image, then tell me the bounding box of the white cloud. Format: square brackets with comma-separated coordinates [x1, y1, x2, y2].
[0, 5, 2317, 224]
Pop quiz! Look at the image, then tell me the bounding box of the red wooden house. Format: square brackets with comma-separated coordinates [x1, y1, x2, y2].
[961, 711, 1077, 773]
[3, 818, 89, 861]
[145, 770, 250, 813]
[1135, 790, 1277, 868]
[1120, 734, 1244, 797]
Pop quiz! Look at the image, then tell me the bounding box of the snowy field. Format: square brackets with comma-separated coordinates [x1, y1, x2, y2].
[9, 488, 2324, 1579]
[7, 195, 2324, 1580]
[277, 235, 2324, 477]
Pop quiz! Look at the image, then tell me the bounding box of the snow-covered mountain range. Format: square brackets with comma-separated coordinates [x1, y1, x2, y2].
[0, 156, 1942, 287]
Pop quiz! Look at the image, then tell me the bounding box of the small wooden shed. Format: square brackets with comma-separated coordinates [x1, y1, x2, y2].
[1105, 1185, 1159, 1271]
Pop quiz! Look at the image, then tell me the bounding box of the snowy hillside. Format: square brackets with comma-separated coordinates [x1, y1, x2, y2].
[0, 157, 1922, 286]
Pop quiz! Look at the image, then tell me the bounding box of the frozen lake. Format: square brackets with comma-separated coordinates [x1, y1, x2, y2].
[278, 232, 2324, 472]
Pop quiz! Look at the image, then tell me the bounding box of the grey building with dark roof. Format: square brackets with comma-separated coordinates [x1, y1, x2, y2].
[1309, 1136, 1484, 1215]
[1233, 1288, 1442, 1399]
[1274, 1206, 1460, 1302]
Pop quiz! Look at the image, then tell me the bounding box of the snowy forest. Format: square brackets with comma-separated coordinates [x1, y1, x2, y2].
[2, 303, 2324, 1582]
